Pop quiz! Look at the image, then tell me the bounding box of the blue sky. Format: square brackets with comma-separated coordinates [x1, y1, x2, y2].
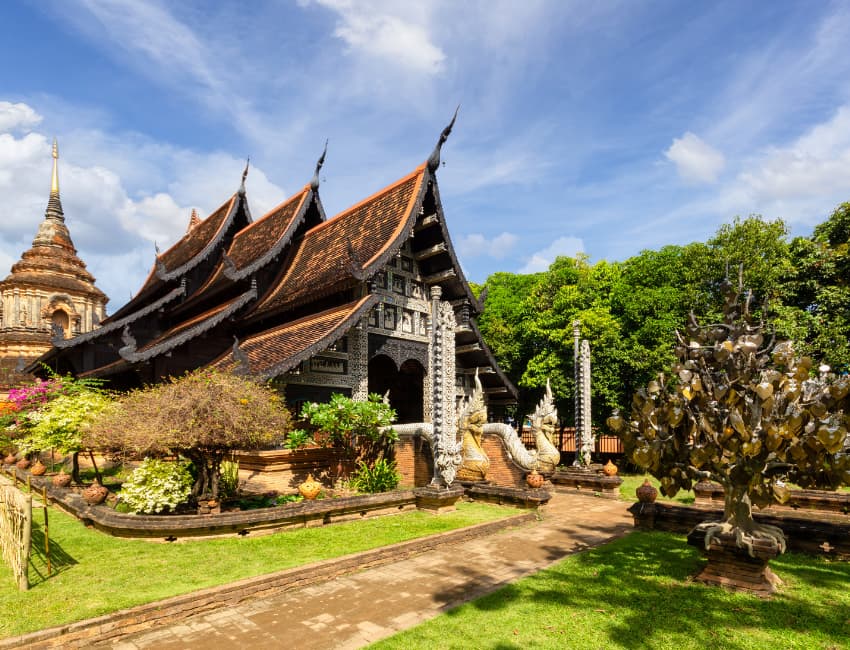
[1, 1, 849, 311]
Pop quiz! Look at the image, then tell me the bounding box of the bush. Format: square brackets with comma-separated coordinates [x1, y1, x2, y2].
[350, 458, 401, 493]
[87, 369, 292, 500]
[300, 393, 397, 469]
[118, 458, 194, 514]
[219, 460, 240, 497]
[283, 429, 313, 450]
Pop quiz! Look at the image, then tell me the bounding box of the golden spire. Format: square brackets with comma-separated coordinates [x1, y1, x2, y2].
[187, 208, 201, 232]
[51, 138, 60, 195]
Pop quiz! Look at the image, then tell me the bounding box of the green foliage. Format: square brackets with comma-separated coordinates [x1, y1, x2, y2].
[283, 428, 313, 450]
[300, 393, 397, 467]
[373, 532, 850, 650]
[218, 460, 240, 497]
[118, 458, 194, 514]
[4, 501, 510, 637]
[477, 204, 850, 433]
[22, 390, 113, 455]
[87, 369, 292, 500]
[350, 458, 401, 493]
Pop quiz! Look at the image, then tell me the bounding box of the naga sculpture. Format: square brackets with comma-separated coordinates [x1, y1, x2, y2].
[483, 379, 561, 474]
[456, 372, 490, 481]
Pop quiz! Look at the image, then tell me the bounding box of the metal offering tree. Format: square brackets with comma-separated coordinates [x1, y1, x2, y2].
[607, 273, 850, 555]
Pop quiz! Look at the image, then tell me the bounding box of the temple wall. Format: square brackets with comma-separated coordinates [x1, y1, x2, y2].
[395, 431, 528, 489]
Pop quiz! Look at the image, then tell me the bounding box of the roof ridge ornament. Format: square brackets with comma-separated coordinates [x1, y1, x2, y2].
[45, 137, 65, 220]
[310, 139, 328, 191]
[232, 336, 252, 375]
[426, 105, 459, 173]
[186, 208, 201, 232]
[239, 158, 250, 195]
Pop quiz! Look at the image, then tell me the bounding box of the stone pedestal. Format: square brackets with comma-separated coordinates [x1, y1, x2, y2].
[627, 501, 656, 530]
[551, 467, 622, 498]
[414, 484, 465, 513]
[687, 524, 783, 596]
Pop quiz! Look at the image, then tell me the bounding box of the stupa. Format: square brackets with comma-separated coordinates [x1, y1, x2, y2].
[0, 140, 108, 386]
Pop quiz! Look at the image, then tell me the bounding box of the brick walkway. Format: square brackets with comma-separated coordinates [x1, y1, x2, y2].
[113, 492, 631, 650]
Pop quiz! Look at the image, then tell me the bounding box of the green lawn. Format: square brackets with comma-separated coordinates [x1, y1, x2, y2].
[618, 473, 695, 504]
[372, 531, 850, 650]
[0, 500, 515, 639]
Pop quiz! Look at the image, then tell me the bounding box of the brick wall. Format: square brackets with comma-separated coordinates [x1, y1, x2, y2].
[396, 432, 529, 488]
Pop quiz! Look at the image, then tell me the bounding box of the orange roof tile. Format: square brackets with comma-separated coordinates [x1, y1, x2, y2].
[255, 166, 426, 315]
[210, 295, 377, 378]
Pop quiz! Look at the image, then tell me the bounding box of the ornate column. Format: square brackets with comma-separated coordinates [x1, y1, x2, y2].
[578, 339, 593, 465]
[349, 318, 369, 400]
[427, 285, 461, 487]
[572, 321, 582, 466]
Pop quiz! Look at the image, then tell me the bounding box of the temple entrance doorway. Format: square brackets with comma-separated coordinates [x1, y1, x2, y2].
[368, 355, 425, 424]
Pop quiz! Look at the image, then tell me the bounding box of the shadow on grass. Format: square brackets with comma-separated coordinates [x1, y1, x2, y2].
[434, 531, 849, 649]
[27, 523, 78, 586]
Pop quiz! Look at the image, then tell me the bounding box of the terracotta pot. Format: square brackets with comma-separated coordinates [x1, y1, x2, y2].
[3, 453, 16, 465]
[52, 471, 72, 488]
[16, 458, 30, 470]
[636, 479, 658, 503]
[602, 459, 619, 476]
[30, 460, 46, 476]
[526, 469, 545, 489]
[82, 480, 109, 506]
[298, 473, 322, 500]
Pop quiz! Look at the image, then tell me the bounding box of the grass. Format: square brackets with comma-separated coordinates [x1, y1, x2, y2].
[372, 531, 850, 650]
[618, 473, 695, 504]
[0, 500, 515, 639]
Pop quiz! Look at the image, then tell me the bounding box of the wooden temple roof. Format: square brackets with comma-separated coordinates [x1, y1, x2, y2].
[211, 295, 378, 379]
[252, 166, 427, 317]
[34, 119, 518, 403]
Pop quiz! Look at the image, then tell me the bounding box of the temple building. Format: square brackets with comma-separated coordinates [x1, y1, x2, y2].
[33, 121, 516, 421]
[0, 141, 108, 387]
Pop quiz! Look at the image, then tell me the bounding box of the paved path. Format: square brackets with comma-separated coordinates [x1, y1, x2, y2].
[115, 492, 631, 649]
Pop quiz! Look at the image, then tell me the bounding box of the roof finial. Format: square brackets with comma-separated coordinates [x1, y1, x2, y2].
[427, 105, 459, 172]
[310, 139, 328, 191]
[51, 138, 59, 194]
[239, 158, 250, 195]
[186, 208, 201, 232]
[45, 137, 65, 220]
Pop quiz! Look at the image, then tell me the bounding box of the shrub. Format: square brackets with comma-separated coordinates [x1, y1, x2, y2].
[118, 458, 193, 514]
[300, 393, 397, 469]
[350, 458, 401, 493]
[87, 369, 292, 500]
[283, 428, 313, 450]
[219, 460, 240, 497]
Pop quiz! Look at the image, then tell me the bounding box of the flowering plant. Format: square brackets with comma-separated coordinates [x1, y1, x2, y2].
[118, 458, 193, 514]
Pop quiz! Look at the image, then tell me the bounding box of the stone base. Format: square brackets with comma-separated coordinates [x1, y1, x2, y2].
[413, 484, 465, 513]
[466, 484, 551, 509]
[687, 525, 783, 597]
[551, 467, 622, 498]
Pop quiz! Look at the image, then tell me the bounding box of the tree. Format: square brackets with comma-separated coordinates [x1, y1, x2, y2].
[86, 370, 291, 500]
[607, 275, 850, 555]
[299, 393, 397, 476]
[24, 389, 113, 483]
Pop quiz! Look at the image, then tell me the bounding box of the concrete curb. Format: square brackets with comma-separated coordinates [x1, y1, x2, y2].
[1, 512, 536, 649]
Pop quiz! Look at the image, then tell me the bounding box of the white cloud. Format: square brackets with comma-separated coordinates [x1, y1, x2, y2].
[519, 236, 584, 274]
[665, 132, 725, 184]
[307, 0, 445, 74]
[0, 101, 287, 311]
[457, 232, 518, 260]
[737, 105, 850, 205]
[0, 102, 42, 132]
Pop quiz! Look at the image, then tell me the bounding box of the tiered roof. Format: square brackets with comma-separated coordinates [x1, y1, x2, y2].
[33, 122, 517, 402]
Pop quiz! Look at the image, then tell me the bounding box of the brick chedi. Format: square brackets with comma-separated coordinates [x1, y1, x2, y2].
[0, 140, 108, 386]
